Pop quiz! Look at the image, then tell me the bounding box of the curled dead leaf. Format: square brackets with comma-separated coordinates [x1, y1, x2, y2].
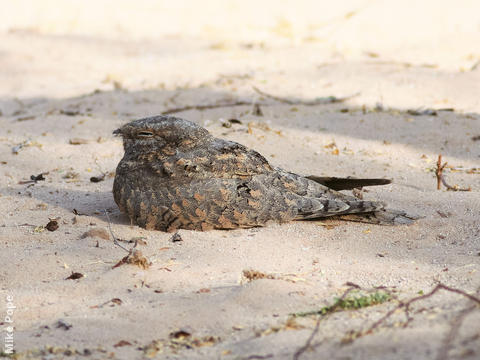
[113, 249, 151, 269]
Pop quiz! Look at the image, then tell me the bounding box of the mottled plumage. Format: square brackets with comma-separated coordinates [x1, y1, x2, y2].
[113, 115, 415, 231]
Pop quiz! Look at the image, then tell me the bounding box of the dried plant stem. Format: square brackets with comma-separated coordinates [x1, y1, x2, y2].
[104, 210, 130, 253]
[435, 155, 471, 191]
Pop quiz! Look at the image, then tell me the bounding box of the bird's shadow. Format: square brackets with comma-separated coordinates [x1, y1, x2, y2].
[5, 183, 129, 226]
[1, 80, 478, 163]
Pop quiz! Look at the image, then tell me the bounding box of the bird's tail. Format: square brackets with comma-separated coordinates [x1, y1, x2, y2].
[296, 197, 385, 220]
[306, 176, 391, 191]
[333, 208, 422, 225]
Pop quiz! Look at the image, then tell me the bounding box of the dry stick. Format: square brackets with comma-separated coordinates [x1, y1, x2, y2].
[292, 317, 322, 360]
[104, 210, 130, 253]
[435, 154, 447, 190]
[365, 283, 480, 336]
[436, 303, 478, 360]
[435, 154, 471, 191]
[161, 88, 357, 115]
[292, 282, 365, 360]
[252, 86, 360, 105]
[242, 355, 274, 360]
[440, 176, 472, 192]
[448, 166, 480, 173]
[302, 283, 479, 357]
[161, 101, 254, 115]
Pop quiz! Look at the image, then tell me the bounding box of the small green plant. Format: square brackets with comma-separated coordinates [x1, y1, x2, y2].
[292, 291, 392, 317]
[0, 351, 16, 358]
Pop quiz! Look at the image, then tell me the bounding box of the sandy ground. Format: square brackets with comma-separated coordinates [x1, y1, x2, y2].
[1, 1, 480, 359]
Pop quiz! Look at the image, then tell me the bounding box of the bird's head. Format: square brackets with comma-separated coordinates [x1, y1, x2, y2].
[113, 115, 211, 156]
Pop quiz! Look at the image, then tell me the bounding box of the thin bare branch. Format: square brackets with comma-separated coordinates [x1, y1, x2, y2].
[436, 303, 478, 360]
[252, 86, 359, 105]
[292, 317, 322, 360]
[104, 209, 130, 253]
[365, 283, 480, 336]
[161, 101, 253, 115]
[435, 155, 471, 191]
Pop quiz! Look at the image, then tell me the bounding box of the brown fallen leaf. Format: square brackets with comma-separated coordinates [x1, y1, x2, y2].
[61, 109, 82, 116]
[111, 298, 123, 306]
[66, 272, 84, 280]
[80, 228, 109, 240]
[114, 340, 132, 348]
[19, 172, 49, 184]
[170, 330, 191, 340]
[315, 222, 337, 230]
[436, 211, 452, 218]
[90, 174, 105, 183]
[113, 249, 151, 269]
[69, 138, 90, 145]
[258, 317, 304, 337]
[242, 269, 275, 281]
[45, 219, 59, 231]
[190, 336, 219, 348]
[221, 118, 243, 128]
[196, 288, 211, 293]
[31, 173, 47, 181]
[55, 319, 72, 330]
[16, 115, 36, 122]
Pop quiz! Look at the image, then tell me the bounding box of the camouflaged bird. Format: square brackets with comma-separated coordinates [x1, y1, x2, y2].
[113, 115, 416, 231]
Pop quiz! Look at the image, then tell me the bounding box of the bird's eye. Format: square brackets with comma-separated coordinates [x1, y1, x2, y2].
[138, 131, 154, 137]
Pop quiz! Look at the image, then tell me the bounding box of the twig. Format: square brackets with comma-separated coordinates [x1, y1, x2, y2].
[440, 176, 472, 191]
[447, 166, 480, 173]
[295, 282, 479, 359]
[292, 282, 375, 359]
[161, 88, 358, 115]
[435, 155, 471, 191]
[161, 101, 254, 115]
[435, 154, 447, 190]
[436, 302, 478, 360]
[104, 210, 130, 253]
[292, 317, 321, 360]
[252, 86, 359, 105]
[364, 283, 480, 337]
[241, 355, 274, 360]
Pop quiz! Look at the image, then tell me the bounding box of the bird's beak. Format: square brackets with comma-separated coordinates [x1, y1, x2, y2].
[113, 128, 122, 136]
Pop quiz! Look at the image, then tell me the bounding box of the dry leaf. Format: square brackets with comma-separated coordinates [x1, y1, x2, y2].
[114, 340, 131, 348]
[69, 138, 90, 145]
[45, 219, 59, 232]
[113, 249, 151, 269]
[242, 269, 275, 281]
[66, 272, 84, 280]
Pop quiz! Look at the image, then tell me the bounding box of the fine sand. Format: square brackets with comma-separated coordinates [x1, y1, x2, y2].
[1, 1, 479, 359]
